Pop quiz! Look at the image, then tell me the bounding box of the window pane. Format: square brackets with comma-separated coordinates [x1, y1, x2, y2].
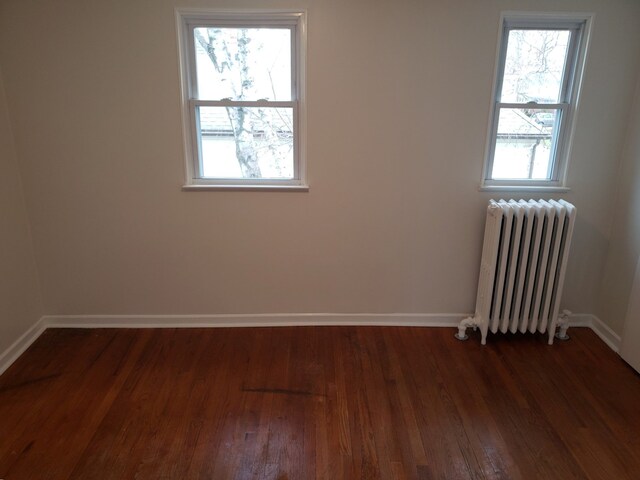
[198, 106, 294, 179]
[194, 28, 291, 101]
[500, 29, 571, 103]
[492, 108, 559, 180]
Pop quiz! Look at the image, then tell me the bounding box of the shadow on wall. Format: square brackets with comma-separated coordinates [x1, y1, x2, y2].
[565, 212, 609, 313]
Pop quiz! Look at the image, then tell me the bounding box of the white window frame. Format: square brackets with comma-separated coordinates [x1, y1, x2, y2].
[175, 9, 307, 191]
[481, 12, 592, 191]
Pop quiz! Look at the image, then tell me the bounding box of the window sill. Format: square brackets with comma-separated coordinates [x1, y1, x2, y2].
[479, 185, 570, 193]
[182, 184, 309, 192]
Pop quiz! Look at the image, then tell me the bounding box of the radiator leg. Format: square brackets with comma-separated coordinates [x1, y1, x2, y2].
[554, 309, 572, 341]
[455, 316, 477, 341]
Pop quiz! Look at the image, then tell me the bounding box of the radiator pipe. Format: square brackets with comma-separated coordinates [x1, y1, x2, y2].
[555, 310, 572, 341]
[455, 316, 479, 342]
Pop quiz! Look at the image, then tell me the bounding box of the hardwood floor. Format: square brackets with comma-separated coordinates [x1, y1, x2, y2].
[1, 326, 639, 479]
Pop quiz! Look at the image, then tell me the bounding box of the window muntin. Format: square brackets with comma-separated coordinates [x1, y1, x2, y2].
[177, 11, 306, 188]
[483, 14, 590, 188]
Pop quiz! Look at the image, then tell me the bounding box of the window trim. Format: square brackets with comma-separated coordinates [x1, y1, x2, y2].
[175, 8, 307, 190]
[480, 12, 593, 191]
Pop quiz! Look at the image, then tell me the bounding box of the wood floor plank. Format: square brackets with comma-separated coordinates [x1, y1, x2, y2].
[1, 327, 640, 479]
[2, 330, 151, 479]
[428, 330, 521, 480]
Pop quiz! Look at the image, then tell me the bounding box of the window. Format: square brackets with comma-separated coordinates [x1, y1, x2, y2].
[176, 10, 306, 189]
[482, 13, 591, 189]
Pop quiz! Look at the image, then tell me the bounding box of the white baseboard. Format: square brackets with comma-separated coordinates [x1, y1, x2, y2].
[0, 317, 47, 376]
[566, 313, 593, 328]
[587, 314, 622, 352]
[0, 312, 623, 377]
[42, 313, 466, 329]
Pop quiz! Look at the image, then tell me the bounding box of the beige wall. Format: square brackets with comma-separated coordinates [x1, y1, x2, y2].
[0, 67, 43, 354]
[0, 0, 639, 320]
[597, 74, 640, 335]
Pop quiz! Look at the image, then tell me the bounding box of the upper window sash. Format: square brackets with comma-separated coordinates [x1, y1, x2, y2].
[184, 21, 299, 103]
[496, 23, 583, 106]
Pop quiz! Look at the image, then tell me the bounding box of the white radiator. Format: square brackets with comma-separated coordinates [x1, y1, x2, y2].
[457, 199, 576, 345]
